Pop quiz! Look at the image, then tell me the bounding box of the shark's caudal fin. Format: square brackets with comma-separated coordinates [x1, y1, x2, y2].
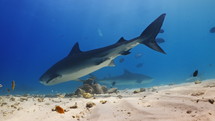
[140, 14, 166, 54]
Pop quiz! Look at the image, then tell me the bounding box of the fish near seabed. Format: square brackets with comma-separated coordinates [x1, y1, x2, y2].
[12, 80, 15, 90]
[210, 27, 215, 33]
[193, 70, 198, 77]
[39, 14, 166, 85]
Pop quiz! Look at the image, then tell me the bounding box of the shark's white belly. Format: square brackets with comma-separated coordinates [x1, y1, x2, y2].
[57, 42, 140, 84]
[60, 42, 139, 83]
[61, 59, 113, 82]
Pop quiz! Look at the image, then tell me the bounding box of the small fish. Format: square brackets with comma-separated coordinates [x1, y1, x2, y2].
[193, 70, 198, 77]
[119, 58, 125, 63]
[155, 38, 165, 44]
[210, 27, 215, 33]
[136, 63, 143, 68]
[97, 28, 103, 37]
[135, 53, 143, 59]
[12, 80, 15, 90]
[112, 81, 116, 86]
[0, 84, 2, 88]
[159, 29, 164, 33]
[209, 64, 213, 67]
[59, 34, 65, 38]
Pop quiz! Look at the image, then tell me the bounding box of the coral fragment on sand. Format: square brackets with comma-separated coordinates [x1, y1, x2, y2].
[194, 80, 201, 84]
[70, 102, 78, 109]
[133, 90, 141, 94]
[86, 102, 95, 108]
[191, 91, 205, 96]
[100, 100, 107, 104]
[82, 93, 93, 99]
[208, 99, 214, 104]
[54, 106, 65, 114]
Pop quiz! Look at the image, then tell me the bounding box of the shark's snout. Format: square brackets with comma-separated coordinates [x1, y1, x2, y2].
[39, 80, 48, 85]
[39, 74, 52, 85]
[39, 76, 48, 85]
[39, 78, 54, 86]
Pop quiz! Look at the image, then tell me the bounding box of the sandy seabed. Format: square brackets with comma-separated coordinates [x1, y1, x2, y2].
[1, 79, 215, 121]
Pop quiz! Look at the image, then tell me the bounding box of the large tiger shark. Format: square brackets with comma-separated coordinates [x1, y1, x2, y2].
[40, 14, 166, 85]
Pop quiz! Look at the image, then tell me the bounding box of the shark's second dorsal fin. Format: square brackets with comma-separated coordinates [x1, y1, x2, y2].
[123, 69, 131, 74]
[69, 42, 82, 56]
[116, 37, 126, 43]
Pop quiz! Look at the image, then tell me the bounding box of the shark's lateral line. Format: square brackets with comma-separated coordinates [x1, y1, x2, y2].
[40, 14, 166, 85]
[98, 69, 153, 86]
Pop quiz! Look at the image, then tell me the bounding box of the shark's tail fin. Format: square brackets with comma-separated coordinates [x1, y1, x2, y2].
[139, 14, 166, 54]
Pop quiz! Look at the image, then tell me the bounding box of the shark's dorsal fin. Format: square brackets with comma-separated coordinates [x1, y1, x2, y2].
[116, 37, 126, 43]
[69, 42, 82, 56]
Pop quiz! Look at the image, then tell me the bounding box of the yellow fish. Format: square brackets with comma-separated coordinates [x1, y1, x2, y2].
[12, 80, 15, 90]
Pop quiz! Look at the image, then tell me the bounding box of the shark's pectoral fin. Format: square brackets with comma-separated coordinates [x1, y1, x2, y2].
[95, 58, 115, 67]
[108, 60, 115, 67]
[95, 58, 109, 65]
[74, 79, 82, 81]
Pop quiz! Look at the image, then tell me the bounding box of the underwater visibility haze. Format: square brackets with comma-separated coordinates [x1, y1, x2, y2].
[1, 0, 215, 95]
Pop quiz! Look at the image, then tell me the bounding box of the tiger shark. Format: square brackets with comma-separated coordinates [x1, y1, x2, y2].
[40, 14, 166, 85]
[98, 69, 153, 86]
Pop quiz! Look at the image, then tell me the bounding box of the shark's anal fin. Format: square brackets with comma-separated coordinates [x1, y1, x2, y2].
[68, 42, 83, 56]
[120, 49, 131, 55]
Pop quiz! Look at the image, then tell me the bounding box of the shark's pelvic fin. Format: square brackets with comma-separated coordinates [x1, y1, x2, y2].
[69, 42, 83, 56]
[139, 13, 166, 54]
[108, 60, 115, 67]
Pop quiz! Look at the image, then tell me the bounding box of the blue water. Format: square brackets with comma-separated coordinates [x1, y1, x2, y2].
[1, 0, 215, 95]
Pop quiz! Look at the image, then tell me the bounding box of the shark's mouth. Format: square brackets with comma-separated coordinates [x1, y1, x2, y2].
[43, 73, 62, 85]
[46, 78, 53, 84]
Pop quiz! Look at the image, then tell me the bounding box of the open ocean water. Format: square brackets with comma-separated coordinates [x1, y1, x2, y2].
[0, 0, 215, 95]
